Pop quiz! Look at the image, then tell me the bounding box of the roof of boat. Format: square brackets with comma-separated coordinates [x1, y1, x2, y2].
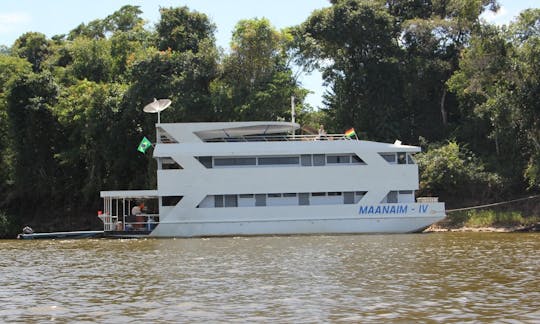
[159, 121, 299, 140]
[100, 190, 158, 198]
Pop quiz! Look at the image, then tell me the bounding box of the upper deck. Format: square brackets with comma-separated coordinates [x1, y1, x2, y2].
[158, 121, 408, 143]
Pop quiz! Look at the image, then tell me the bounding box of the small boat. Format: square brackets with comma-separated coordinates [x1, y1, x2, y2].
[17, 230, 104, 240]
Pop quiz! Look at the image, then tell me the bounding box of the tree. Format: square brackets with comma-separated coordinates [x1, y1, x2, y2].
[54, 80, 127, 204]
[0, 55, 32, 204]
[508, 9, 540, 189]
[295, 0, 403, 140]
[448, 9, 540, 189]
[67, 37, 113, 83]
[12, 32, 51, 72]
[5, 71, 60, 215]
[104, 5, 144, 32]
[396, 0, 499, 139]
[214, 18, 305, 121]
[156, 6, 216, 53]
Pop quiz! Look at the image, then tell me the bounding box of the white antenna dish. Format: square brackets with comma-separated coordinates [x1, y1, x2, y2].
[143, 98, 171, 123]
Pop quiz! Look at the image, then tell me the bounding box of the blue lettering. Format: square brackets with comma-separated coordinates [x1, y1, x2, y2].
[419, 204, 428, 213]
[359, 204, 411, 215]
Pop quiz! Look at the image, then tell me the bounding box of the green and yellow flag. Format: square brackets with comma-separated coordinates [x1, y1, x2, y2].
[137, 136, 152, 153]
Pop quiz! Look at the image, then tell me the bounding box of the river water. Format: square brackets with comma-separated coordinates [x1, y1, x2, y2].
[1, 233, 538, 323]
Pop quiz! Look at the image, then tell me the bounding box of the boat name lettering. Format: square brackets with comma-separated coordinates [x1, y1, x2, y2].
[358, 204, 430, 215]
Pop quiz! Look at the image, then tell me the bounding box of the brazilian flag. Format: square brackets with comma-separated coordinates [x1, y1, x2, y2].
[137, 136, 152, 154]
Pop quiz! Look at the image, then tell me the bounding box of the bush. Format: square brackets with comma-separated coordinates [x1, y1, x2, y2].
[449, 209, 539, 228]
[0, 211, 18, 238]
[416, 141, 502, 205]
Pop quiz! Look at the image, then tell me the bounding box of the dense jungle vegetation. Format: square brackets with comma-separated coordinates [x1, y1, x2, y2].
[1, 0, 539, 236]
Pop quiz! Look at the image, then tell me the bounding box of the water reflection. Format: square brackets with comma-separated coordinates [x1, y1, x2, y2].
[1, 233, 539, 322]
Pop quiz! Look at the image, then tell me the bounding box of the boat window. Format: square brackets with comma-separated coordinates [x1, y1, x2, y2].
[383, 191, 398, 203]
[157, 128, 178, 143]
[162, 196, 183, 206]
[327, 155, 351, 164]
[407, 154, 415, 164]
[301, 154, 312, 166]
[344, 192, 355, 204]
[351, 155, 366, 164]
[312, 192, 326, 197]
[313, 154, 326, 166]
[214, 195, 224, 208]
[214, 157, 256, 166]
[224, 195, 238, 207]
[299, 193, 310, 205]
[397, 152, 406, 164]
[354, 191, 366, 203]
[380, 153, 396, 163]
[255, 194, 266, 206]
[268, 193, 282, 198]
[161, 158, 183, 169]
[197, 156, 213, 168]
[328, 192, 342, 196]
[398, 190, 414, 203]
[239, 194, 254, 198]
[258, 156, 299, 165]
[283, 193, 297, 197]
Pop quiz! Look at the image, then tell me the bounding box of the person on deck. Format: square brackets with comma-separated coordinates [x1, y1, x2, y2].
[317, 124, 327, 140]
[131, 203, 145, 230]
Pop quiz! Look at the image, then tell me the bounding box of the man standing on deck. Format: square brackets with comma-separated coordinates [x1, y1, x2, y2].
[130, 202, 145, 230]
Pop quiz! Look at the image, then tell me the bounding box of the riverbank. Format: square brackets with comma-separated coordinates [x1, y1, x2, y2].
[424, 209, 540, 233]
[424, 222, 540, 233]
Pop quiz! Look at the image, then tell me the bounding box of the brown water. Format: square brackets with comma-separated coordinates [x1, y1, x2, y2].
[1, 233, 538, 323]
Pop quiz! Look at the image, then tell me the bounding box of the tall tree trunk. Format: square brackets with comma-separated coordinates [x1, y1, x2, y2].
[440, 87, 448, 126]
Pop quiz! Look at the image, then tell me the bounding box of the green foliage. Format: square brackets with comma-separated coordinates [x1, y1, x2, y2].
[453, 210, 539, 228]
[0, 211, 18, 238]
[12, 32, 51, 72]
[213, 18, 305, 121]
[6, 73, 60, 204]
[296, 0, 402, 139]
[0, 55, 32, 198]
[156, 7, 216, 53]
[416, 141, 502, 204]
[68, 5, 144, 40]
[68, 37, 113, 82]
[448, 9, 540, 189]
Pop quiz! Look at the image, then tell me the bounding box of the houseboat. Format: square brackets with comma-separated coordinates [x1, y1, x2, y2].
[99, 121, 445, 237]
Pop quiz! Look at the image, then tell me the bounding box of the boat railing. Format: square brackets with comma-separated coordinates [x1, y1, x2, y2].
[204, 134, 356, 143]
[99, 212, 160, 232]
[122, 213, 160, 231]
[417, 197, 439, 203]
[98, 212, 117, 231]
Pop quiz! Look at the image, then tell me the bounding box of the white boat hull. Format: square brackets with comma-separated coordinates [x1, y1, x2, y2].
[149, 203, 445, 237]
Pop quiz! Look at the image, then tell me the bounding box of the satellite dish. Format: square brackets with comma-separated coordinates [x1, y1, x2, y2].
[143, 98, 171, 123]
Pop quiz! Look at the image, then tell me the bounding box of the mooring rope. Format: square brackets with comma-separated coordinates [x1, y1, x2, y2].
[446, 194, 540, 213]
